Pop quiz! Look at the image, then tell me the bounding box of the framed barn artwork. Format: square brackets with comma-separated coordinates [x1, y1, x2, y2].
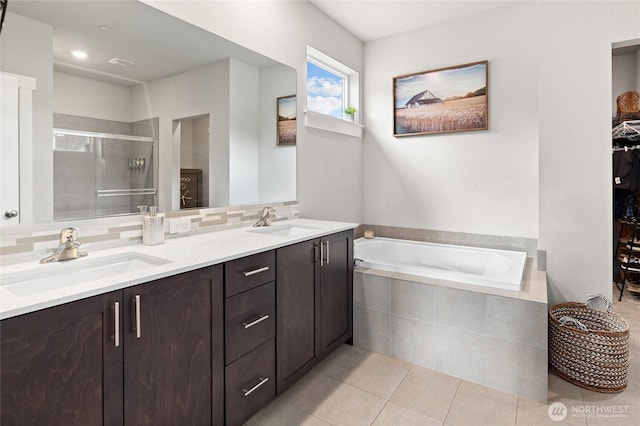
[277, 95, 296, 145]
[393, 61, 488, 137]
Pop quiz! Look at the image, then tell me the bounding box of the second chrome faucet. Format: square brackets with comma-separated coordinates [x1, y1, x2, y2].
[253, 207, 276, 227]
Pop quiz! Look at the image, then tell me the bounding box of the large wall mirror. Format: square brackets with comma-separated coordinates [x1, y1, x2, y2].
[0, 0, 296, 225]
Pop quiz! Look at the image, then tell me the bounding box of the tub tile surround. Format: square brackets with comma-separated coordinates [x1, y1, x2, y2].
[354, 273, 548, 402]
[353, 222, 549, 402]
[0, 201, 298, 264]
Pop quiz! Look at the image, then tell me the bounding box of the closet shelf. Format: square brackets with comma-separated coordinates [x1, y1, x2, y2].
[612, 120, 640, 141]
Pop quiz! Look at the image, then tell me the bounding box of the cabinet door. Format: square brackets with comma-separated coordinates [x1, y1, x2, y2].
[276, 239, 320, 394]
[0, 291, 123, 426]
[123, 265, 223, 425]
[319, 230, 354, 358]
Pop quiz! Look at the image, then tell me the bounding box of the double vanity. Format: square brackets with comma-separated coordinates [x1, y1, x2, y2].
[0, 219, 356, 426]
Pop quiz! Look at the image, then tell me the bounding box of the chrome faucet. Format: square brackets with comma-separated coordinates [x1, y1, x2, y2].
[40, 228, 88, 263]
[253, 207, 276, 227]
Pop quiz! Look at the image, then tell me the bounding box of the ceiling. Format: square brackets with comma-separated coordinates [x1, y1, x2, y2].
[7, 0, 277, 86]
[308, 0, 512, 42]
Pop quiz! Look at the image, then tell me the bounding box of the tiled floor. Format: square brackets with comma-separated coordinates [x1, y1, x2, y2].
[246, 289, 639, 425]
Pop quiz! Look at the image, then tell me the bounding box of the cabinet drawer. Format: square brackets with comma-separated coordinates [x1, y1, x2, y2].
[225, 250, 275, 297]
[225, 339, 275, 426]
[225, 282, 275, 363]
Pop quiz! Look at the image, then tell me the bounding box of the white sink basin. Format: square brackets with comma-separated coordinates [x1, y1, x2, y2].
[248, 223, 320, 237]
[1, 252, 172, 297]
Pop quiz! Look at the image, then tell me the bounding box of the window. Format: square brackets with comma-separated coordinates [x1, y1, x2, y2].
[306, 46, 359, 122]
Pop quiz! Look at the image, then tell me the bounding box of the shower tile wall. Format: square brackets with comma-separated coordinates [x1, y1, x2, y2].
[53, 114, 158, 220]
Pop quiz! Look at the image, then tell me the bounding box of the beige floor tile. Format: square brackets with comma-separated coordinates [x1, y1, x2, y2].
[314, 344, 372, 382]
[389, 365, 460, 422]
[458, 380, 518, 405]
[516, 396, 588, 426]
[343, 351, 410, 399]
[629, 361, 640, 381]
[580, 376, 640, 415]
[368, 351, 413, 371]
[445, 380, 517, 426]
[277, 370, 342, 414]
[548, 372, 584, 402]
[245, 397, 333, 426]
[312, 382, 386, 426]
[372, 402, 443, 426]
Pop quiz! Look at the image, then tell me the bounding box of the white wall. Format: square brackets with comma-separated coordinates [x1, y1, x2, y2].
[130, 60, 230, 210]
[180, 119, 194, 168]
[193, 115, 210, 206]
[1, 13, 53, 223]
[539, 1, 640, 305]
[141, 0, 364, 223]
[53, 72, 131, 122]
[258, 64, 297, 203]
[229, 58, 260, 205]
[363, 2, 539, 238]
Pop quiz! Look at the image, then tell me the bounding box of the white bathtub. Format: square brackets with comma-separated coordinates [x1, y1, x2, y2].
[354, 237, 527, 291]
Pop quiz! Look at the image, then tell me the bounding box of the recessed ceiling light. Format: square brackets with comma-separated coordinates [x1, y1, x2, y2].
[99, 25, 112, 31]
[71, 50, 88, 60]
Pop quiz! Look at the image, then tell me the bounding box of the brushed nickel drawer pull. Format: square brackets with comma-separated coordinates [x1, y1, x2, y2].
[320, 242, 324, 267]
[326, 240, 330, 264]
[243, 377, 269, 397]
[243, 266, 269, 277]
[134, 295, 141, 339]
[113, 301, 120, 347]
[243, 314, 270, 329]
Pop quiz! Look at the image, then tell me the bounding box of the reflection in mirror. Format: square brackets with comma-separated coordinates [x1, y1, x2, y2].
[0, 0, 296, 224]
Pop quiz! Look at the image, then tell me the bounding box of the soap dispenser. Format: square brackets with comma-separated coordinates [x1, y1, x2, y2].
[139, 205, 164, 246]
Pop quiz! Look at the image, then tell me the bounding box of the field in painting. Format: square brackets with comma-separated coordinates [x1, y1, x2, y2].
[278, 120, 296, 145]
[395, 95, 487, 135]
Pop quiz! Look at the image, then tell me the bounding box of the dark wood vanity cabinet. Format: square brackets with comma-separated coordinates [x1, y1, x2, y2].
[276, 230, 354, 394]
[224, 251, 277, 426]
[0, 265, 224, 426]
[0, 291, 123, 426]
[319, 230, 354, 358]
[0, 228, 353, 426]
[276, 239, 319, 394]
[123, 265, 224, 425]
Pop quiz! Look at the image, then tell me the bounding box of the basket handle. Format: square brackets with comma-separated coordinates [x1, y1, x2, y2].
[586, 293, 611, 312]
[558, 315, 589, 332]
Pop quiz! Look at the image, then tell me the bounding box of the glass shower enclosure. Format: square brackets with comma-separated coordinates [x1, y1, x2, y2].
[53, 128, 157, 220]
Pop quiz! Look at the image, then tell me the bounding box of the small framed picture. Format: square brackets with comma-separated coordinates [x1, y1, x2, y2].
[277, 95, 296, 145]
[393, 61, 488, 137]
[179, 168, 202, 209]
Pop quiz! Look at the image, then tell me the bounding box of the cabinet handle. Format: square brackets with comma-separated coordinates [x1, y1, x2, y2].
[242, 314, 269, 329]
[243, 266, 269, 277]
[113, 301, 120, 347]
[326, 240, 330, 265]
[242, 377, 269, 397]
[133, 295, 141, 339]
[320, 242, 324, 267]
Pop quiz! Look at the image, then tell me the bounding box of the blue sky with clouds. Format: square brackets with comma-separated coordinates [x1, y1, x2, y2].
[307, 61, 344, 118]
[278, 96, 296, 120]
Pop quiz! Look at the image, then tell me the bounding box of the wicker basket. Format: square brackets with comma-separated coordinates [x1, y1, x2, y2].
[548, 296, 630, 393]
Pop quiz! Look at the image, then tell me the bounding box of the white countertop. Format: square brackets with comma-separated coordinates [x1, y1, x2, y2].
[0, 219, 357, 320]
